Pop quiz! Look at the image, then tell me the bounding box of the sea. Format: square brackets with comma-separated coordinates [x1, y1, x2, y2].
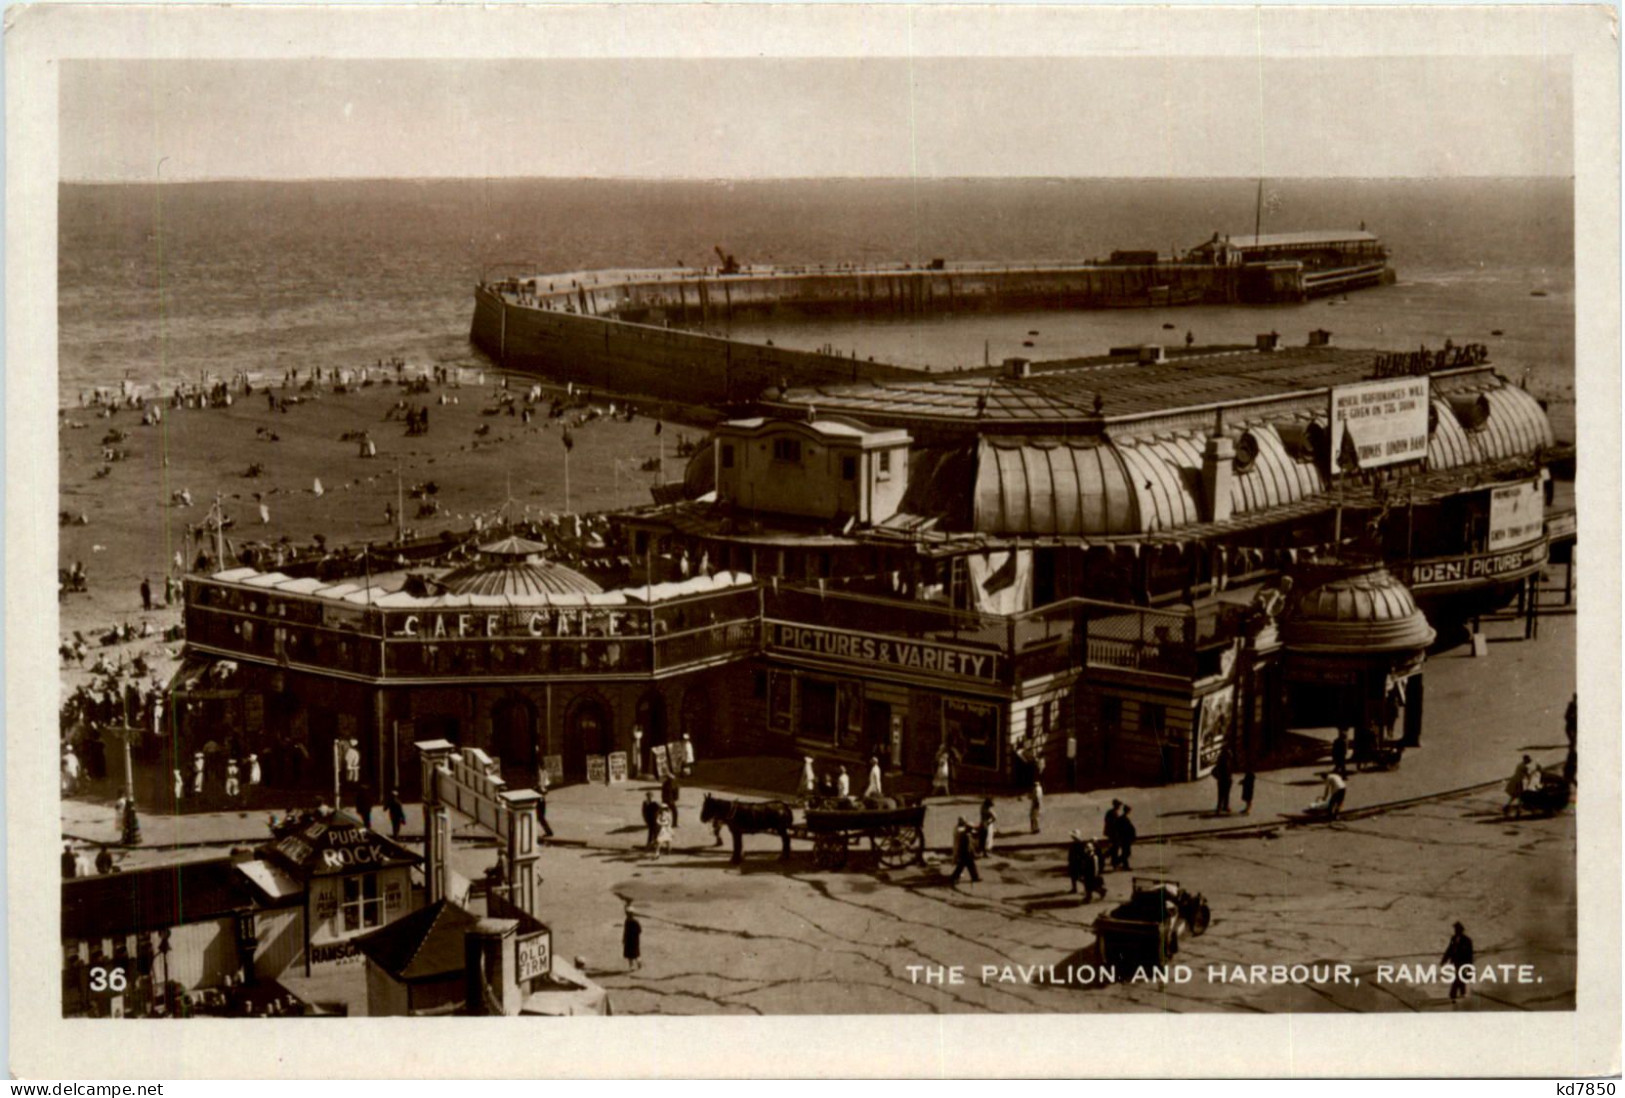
[58, 176, 1576, 439]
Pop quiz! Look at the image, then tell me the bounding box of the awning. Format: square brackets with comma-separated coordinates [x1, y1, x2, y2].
[166, 655, 242, 698]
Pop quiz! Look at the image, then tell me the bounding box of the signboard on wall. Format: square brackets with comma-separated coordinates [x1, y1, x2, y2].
[1328, 377, 1430, 473]
[764, 621, 1000, 682]
[542, 755, 564, 787]
[607, 751, 629, 783]
[1408, 541, 1547, 590]
[651, 744, 673, 780]
[586, 755, 608, 784]
[515, 929, 553, 982]
[1489, 479, 1545, 550]
[1192, 686, 1236, 778]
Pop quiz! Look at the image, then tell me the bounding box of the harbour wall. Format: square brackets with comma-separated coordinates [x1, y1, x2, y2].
[471, 263, 1259, 405]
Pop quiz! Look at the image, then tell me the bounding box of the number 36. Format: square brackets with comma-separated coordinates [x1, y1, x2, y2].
[89, 966, 127, 992]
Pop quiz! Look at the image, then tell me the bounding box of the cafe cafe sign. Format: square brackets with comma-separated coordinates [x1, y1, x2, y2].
[764, 621, 999, 682]
[387, 608, 638, 640]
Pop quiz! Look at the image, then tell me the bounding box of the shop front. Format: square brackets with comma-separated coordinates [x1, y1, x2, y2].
[257, 810, 422, 974]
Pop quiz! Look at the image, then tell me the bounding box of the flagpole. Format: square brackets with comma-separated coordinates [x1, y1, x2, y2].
[1254, 178, 1264, 242]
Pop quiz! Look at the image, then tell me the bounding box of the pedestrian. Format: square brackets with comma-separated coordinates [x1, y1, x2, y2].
[1310, 771, 1347, 818]
[799, 756, 817, 799]
[95, 845, 115, 875]
[1331, 729, 1349, 776]
[681, 732, 695, 777]
[633, 727, 645, 778]
[61, 747, 81, 795]
[225, 758, 241, 800]
[864, 756, 884, 801]
[354, 785, 374, 831]
[661, 773, 681, 829]
[1442, 921, 1474, 1002]
[343, 739, 362, 785]
[247, 753, 262, 787]
[1066, 830, 1089, 894]
[62, 843, 79, 879]
[949, 818, 981, 886]
[1029, 780, 1043, 834]
[654, 804, 673, 857]
[836, 765, 851, 800]
[120, 792, 141, 846]
[622, 905, 643, 971]
[192, 752, 205, 796]
[172, 768, 184, 804]
[931, 748, 952, 796]
[537, 786, 554, 838]
[1213, 752, 1233, 813]
[385, 788, 407, 839]
[140, 577, 152, 612]
[1103, 799, 1123, 868]
[1065, 732, 1078, 790]
[1116, 805, 1137, 868]
[1240, 770, 1257, 815]
[977, 797, 998, 855]
[641, 792, 661, 849]
[1504, 754, 1534, 815]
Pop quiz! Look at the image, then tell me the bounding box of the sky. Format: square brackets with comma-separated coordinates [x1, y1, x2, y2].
[61, 56, 1573, 182]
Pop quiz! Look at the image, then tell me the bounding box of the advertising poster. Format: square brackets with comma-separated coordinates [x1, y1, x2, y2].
[1328, 376, 1430, 472]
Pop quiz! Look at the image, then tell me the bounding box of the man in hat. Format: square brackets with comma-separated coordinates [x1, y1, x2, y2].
[384, 788, 407, 839]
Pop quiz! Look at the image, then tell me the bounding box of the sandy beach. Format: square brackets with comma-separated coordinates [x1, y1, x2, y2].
[56, 368, 706, 695]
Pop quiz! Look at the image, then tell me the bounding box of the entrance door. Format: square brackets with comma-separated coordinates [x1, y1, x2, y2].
[564, 699, 611, 782]
[491, 698, 538, 785]
[864, 701, 900, 769]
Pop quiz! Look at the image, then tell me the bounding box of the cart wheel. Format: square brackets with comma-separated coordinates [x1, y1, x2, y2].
[814, 833, 848, 870]
[872, 825, 924, 869]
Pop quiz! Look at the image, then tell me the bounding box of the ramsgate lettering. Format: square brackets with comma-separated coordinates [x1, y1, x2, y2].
[767, 622, 994, 680]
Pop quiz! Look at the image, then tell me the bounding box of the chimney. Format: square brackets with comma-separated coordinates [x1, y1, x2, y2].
[464, 917, 521, 1017]
[1255, 332, 1281, 353]
[1003, 357, 1032, 379]
[1137, 345, 1166, 365]
[1201, 411, 1235, 524]
[1308, 329, 1333, 347]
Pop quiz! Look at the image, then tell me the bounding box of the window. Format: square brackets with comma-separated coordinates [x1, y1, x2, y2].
[772, 438, 802, 463]
[876, 450, 893, 480]
[341, 872, 383, 933]
[721, 444, 735, 469]
[841, 456, 857, 481]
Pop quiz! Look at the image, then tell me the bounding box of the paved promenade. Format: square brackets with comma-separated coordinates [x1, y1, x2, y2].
[62, 602, 1575, 871]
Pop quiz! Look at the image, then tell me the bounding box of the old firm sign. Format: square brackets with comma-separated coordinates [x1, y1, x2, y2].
[1329, 377, 1430, 472]
[1489, 479, 1544, 551]
[765, 621, 999, 681]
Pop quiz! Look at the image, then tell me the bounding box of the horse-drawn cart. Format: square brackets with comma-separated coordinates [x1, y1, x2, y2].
[700, 793, 926, 871]
[800, 798, 928, 870]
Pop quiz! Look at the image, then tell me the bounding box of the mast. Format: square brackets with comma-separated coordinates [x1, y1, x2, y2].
[1254, 178, 1264, 243]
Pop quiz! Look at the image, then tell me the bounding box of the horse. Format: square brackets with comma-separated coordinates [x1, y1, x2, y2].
[700, 794, 795, 865]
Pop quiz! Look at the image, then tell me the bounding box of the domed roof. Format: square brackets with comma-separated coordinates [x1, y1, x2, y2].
[437, 537, 602, 598]
[1280, 562, 1436, 653]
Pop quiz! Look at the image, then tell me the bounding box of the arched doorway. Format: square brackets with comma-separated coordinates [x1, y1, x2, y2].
[491, 696, 539, 785]
[563, 695, 613, 782]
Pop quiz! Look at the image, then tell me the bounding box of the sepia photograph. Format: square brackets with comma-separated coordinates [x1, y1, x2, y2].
[8, 2, 1619, 1079]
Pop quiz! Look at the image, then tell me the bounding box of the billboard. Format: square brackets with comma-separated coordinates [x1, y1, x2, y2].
[1328, 377, 1430, 473]
[1489, 478, 1545, 550]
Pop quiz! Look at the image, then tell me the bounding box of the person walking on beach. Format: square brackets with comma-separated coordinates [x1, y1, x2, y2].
[622, 905, 643, 971]
[140, 577, 152, 612]
[1442, 921, 1474, 1002]
[1213, 752, 1233, 813]
[949, 818, 981, 886]
[1240, 770, 1257, 815]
